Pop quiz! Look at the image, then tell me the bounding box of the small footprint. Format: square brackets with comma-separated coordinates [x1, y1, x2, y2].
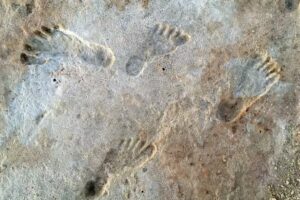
[82, 136, 157, 199]
[217, 54, 281, 123]
[21, 25, 115, 69]
[125, 23, 191, 76]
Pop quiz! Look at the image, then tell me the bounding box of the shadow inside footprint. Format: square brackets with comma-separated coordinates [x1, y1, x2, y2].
[217, 97, 244, 123]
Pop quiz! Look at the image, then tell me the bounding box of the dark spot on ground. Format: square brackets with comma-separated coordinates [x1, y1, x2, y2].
[279, 0, 300, 12]
[85, 180, 96, 197]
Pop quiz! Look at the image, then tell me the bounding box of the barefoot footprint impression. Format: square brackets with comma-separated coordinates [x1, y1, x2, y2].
[125, 23, 191, 76]
[3, 25, 115, 145]
[217, 54, 281, 123]
[83, 136, 157, 199]
[21, 25, 115, 68]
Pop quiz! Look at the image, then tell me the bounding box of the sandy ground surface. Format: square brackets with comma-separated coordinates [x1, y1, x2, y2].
[0, 0, 300, 199]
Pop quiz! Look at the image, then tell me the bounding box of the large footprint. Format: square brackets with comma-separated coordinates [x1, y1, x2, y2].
[82, 136, 157, 199]
[125, 23, 191, 76]
[217, 54, 281, 123]
[20, 25, 115, 69]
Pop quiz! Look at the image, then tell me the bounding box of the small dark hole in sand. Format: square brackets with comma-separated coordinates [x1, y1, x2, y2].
[25, 3, 34, 15]
[286, 0, 294, 10]
[20, 53, 28, 63]
[85, 180, 96, 197]
[283, 0, 299, 11]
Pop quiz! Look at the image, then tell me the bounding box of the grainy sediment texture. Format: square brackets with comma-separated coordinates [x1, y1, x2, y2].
[0, 0, 300, 199]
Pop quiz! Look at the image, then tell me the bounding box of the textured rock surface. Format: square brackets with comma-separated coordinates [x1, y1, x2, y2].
[0, 0, 300, 199]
